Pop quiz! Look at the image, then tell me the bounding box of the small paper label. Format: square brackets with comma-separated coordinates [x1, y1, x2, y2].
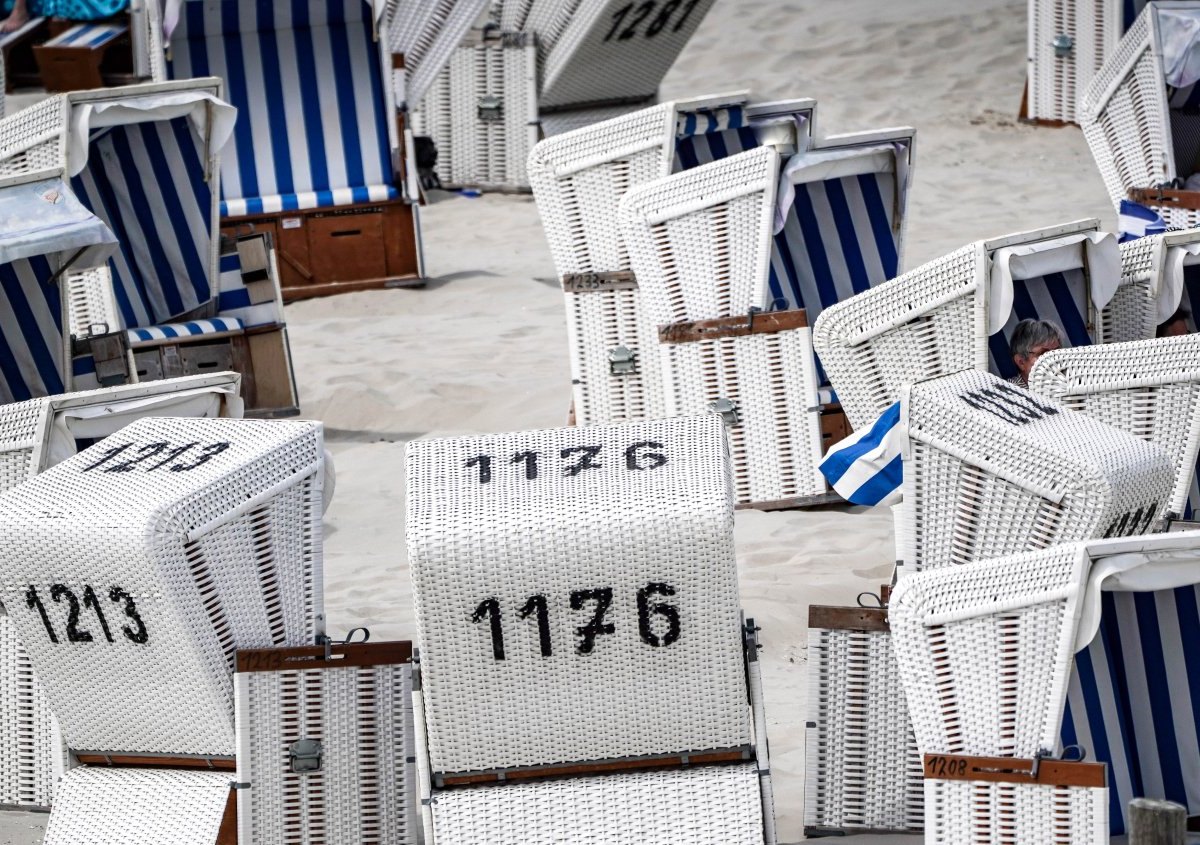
[282, 218, 302, 230]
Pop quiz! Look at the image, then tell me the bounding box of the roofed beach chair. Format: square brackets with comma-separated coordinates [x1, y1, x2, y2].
[0, 79, 300, 416]
[406, 416, 775, 844]
[891, 530, 1200, 839]
[1081, 1, 1200, 228]
[0, 417, 324, 842]
[528, 93, 816, 427]
[160, 0, 427, 299]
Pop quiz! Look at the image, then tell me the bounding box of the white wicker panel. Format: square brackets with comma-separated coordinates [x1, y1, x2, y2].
[389, 0, 494, 109]
[0, 417, 324, 757]
[431, 763, 765, 844]
[1102, 233, 1159, 343]
[43, 767, 231, 845]
[923, 777, 1108, 844]
[540, 102, 649, 136]
[804, 626, 923, 833]
[64, 266, 120, 339]
[1029, 333, 1200, 518]
[0, 610, 65, 808]
[621, 146, 780, 326]
[500, 0, 535, 30]
[411, 66, 454, 188]
[901, 370, 1175, 573]
[1028, 0, 1122, 124]
[235, 647, 415, 845]
[524, 0, 582, 60]
[406, 416, 749, 774]
[660, 326, 825, 505]
[0, 96, 67, 179]
[0, 398, 44, 493]
[540, 0, 719, 110]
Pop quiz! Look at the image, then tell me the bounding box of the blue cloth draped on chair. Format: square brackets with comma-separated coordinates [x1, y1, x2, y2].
[2, 0, 126, 18]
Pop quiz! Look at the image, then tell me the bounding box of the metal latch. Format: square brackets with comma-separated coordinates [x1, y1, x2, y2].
[289, 739, 323, 774]
[478, 95, 503, 122]
[608, 346, 637, 375]
[710, 397, 740, 426]
[1052, 33, 1073, 57]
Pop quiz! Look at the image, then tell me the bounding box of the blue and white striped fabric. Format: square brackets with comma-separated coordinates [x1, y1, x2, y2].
[216, 250, 280, 328]
[818, 402, 903, 506]
[0, 256, 65, 405]
[1063, 585, 1200, 835]
[988, 269, 1093, 380]
[126, 316, 243, 346]
[44, 23, 126, 49]
[1119, 199, 1168, 243]
[70, 116, 213, 329]
[168, 0, 398, 217]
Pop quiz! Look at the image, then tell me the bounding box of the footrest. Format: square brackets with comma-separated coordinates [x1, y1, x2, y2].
[35, 22, 129, 92]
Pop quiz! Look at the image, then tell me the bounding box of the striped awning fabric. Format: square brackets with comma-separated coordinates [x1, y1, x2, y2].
[126, 317, 243, 346]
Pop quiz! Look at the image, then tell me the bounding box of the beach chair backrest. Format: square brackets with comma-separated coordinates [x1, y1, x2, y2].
[386, 0, 493, 109]
[169, 0, 398, 216]
[900, 370, 1174, 573]
[0, 417, 323, 757]
[406, 416, 749, 776]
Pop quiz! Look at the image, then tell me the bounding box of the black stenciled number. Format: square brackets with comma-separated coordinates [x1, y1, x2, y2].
[82, 585, 114, 643]
[645, 0, 680, 37]
[561, 445, 602, 477]
[671, 0, 701, 31]
[25, 586, 58, 643]
[518, 594, 553, 657]
[466, 455, 493, 484]
[81, 443, 133, 472]
[512, 451, 540, 481]
[570, 588, 615, 654]
[619, 1, 656, 39]
[625, 441, 667, 471]
[472, 597, 505, 660]
[108, 587, 148, 644]
[171, 442, 231, 472]
[603, 1, 633, 40]
[51, 584, 93, 643]
[105, 442, 170, 473]
[637, 582, 681, 647]
[146, 442, 199, 471]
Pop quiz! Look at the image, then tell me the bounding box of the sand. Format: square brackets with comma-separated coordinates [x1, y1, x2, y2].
[3, 0, 1129, 841]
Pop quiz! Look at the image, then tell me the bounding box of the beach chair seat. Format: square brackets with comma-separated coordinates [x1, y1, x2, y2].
[0, 16, 48, 93]
[164, 0, 424, 299]
[890, 532, 1200, 838]
[34, 22, 130, 93]
[899, 370, 1174, 574]
[406, 416, 775, 843]
[233, 640, 417, 845]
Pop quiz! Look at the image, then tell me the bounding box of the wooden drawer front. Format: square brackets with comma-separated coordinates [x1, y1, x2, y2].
[309, 210, 387, 282]
[179, 341, 234, 376]
[133, 349, 164, 381]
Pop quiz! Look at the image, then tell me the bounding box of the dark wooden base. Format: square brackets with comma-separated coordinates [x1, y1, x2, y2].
[2, 18, 49, 91]
[221, 199, 423, 302]
[35, 16, 133, 92]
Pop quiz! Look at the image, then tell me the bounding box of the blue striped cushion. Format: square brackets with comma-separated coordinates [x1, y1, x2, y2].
[674, 106, 745, 139]
[70, 117, 213, 329]
[44, 23, 125, 49]
[215, 251, 279, 328]
[988, 269, 1093, 380]
[220, 184, 399, 217]
[127, 317, 244, 346]
[0, 255, 65, 404]
[168, 0, 395, 218]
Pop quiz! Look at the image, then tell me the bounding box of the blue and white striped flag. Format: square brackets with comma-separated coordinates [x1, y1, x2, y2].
[1118, 199, 1168, 243]
[819, 402, 904, 506]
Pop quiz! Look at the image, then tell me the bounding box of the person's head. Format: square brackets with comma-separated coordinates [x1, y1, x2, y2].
[1157, 304, 1192, 337]
[1010, 319, 1064, 383]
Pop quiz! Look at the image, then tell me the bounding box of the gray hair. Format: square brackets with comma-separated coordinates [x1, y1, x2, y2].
[1010, 318, 1064, 359]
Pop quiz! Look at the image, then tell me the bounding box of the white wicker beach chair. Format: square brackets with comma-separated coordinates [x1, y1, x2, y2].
[1025, 0, 1125, 125]
[530, 93, 816, 427]
[406, 416, 775, 844]
[890, 531, 1200, 839]
[899, 370, 1175, 575]
[1080, 1, 1200, 226]
[813, 220, 1155, 431]
[233, 640, 417, 845]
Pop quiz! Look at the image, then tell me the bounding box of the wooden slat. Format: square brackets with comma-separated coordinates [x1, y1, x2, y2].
[236, 641, 413, 673]
[659, 309, 809, 344]
[808, 605, 889, 632]
[923, 753, 1106, 788]
[437, 748, 751, 786]
[74, 754, 236, 770]
[1128, 187, 1200, 211]
[560, 271, 638, 293]
[215, 789, 237, 845]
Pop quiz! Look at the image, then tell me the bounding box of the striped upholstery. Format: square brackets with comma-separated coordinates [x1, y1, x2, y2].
[0, 256, 65, 405]
[69, 117, 213, 329]
[168, 0, 397, 217]
[988, 269, 1093, 380]
[216, 252, 278, 328]
[1063, 586, 1200, 835]
[44, 24, 125, 49]
[818, 401, 902, 506]
[126, 316, 243, 347]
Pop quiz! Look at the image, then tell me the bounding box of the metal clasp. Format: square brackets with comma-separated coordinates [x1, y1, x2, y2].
[710, 397, 740, 426]
[608, 346, 637, 375]
[478, 95, 503, 122]
[1052, 33, 1073, 58]
[289, 739, 323, 774]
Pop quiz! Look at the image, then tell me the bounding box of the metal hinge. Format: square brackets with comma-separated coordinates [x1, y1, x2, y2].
[608, 346, 637, 376]
[710, 397, 740, 426]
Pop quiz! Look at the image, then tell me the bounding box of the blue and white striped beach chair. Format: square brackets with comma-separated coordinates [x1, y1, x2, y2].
[163, 0, 424, 298]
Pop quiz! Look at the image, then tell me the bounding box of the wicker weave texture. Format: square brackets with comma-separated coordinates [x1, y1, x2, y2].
[812, 243, 982, 431]
[804, 627, 923, 833]
[407, 416, 748, 773]
[235, 655, 415, 845]
[901, 370, 1174, 572]
[660, 326, 825, 504]
[0, 417, 324, 756]
[43, 767, 231, 845]
[0, 399, 44, 494]
[64, 267, 120, 340]
[1030, 333, 1200, 518]
[0, 611, 64, 808]
[924, 778, 1108, 844]
[1028, 0, 1121, 124]
[0, 96, 66, 179]
[388, 0, 492, 109]
[621, 146, 778, 326]
[431, 763, 765, 844]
